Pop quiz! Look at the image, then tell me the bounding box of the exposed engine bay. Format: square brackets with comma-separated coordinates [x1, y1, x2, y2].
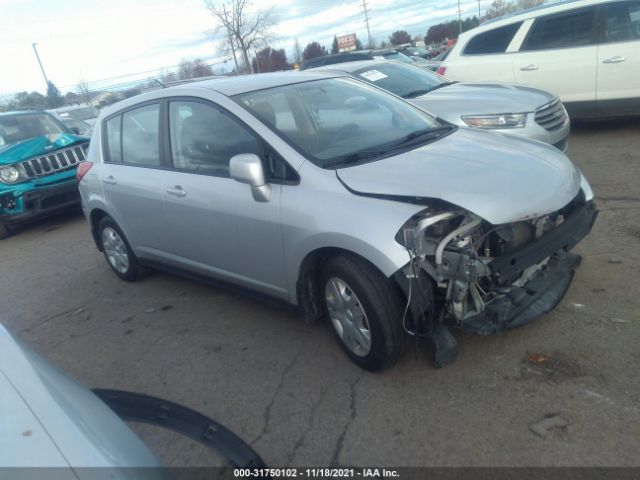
[394, 193, 598, 367]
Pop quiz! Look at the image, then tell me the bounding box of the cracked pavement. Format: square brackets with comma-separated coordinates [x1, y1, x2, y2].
[1, 119, 639, 467]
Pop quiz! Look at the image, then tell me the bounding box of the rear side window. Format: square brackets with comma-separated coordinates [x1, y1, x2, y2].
[105, 116, 121, 163]
[121, 104, 160, 166]
[169, 101, 259, 177]
[603, 1, 640, 42]
[463, 22, 523, 54]
[522, 7, 597, 50]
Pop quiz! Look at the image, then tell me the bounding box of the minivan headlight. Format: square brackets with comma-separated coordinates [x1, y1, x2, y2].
[0, 165, 28, 184]
[462, 113, 527, 129]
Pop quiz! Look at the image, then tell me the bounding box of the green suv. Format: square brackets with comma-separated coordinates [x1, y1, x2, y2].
[0, 110, 90, 239]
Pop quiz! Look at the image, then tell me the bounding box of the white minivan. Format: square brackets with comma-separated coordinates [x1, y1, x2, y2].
[439, 0, 640, 118]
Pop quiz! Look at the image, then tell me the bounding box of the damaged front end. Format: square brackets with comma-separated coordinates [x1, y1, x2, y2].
[394, 193, 598, 367]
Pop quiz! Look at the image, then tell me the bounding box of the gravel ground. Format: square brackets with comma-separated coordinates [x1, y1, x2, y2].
[1, 119, 639, 468]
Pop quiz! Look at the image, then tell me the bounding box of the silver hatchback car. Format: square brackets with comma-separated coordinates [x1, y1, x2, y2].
[79, 72, 597, 371]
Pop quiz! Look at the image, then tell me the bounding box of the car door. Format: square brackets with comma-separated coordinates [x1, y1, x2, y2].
[596, 1, 640, 106]
[160, 98, 289, 299]
[101, 102, 170, 256]
[513, 6, 599, 103]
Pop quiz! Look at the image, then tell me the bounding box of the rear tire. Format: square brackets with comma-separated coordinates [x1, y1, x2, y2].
[98, 216, 148, 282]
[0, 223, 10, 240]
[320, 254, 407, 371]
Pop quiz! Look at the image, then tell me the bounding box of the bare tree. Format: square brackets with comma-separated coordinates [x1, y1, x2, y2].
[293, 37, 302, 66]
[205, 0, 277, 73]
[76, 77, 93, 106]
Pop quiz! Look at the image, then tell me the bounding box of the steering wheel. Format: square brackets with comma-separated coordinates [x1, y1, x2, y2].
[333, 123, 360, 143]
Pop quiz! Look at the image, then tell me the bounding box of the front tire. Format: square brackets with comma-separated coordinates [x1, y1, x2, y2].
[98, 217, 147, 282]
[320, 255, 407, 371]
[0, 223, 10, 240]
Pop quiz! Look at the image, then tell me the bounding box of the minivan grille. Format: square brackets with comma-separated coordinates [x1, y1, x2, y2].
[20, 143, 88, 179]
[535, 99, 568, 132]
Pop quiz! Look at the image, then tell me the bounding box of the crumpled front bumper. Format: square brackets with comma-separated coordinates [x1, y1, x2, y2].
[0, 177, 80, 225]
[394, 200, 598, 366]
[459, 251, 581, 336]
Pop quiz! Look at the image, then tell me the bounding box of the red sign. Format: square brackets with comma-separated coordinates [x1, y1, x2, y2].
[338, 34, 357, 52]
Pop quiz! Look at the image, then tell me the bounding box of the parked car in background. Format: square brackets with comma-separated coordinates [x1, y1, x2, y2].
[52, 104, 100, 126]
[51, 114, 93, 136]
[439, 0, 640, 118]
[312, 60, 570, 150]
[79, 72, 596, 371]
[421, 48, 451, 72]
[0, 322, 265, 476]
[398, 45, 432, 59]
[301, 48, 419, 69]
[0, 110, 89, 239]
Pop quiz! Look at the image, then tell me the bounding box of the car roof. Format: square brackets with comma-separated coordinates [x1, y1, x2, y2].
[99, 71, 343, 117]
[475, 0, 613, 30]
[0, 110, 48, 117]
[311, 59, 398, 74]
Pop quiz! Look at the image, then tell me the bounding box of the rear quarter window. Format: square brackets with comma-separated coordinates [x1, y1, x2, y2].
[521, 7, 597, 50]
[463, 22, 523, 54]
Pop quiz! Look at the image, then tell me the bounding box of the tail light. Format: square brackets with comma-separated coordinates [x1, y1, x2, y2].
[436, 66, 447, 76]
[76, 162, 93, 182]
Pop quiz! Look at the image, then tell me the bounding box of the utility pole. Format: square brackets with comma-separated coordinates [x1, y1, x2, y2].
[478, 0, 482, 22]
[457, 0, 462, 35]
[32, 43, 49, 91]
[361, 0, 372, 48]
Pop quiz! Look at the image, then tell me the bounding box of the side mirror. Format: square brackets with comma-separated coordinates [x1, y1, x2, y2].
[229, 153, 271, 202]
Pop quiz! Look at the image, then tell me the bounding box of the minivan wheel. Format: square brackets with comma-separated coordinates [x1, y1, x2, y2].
[98, 217, 147, 282]
[0, 223, 10, 240]
[320, 255, 406, 371]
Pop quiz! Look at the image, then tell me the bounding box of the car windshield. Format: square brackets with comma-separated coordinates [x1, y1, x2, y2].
[0, 113, 66, 147]
[353, 62, 448, 99]
[381, 51, 415, 63]
[235, 77, 448, 168]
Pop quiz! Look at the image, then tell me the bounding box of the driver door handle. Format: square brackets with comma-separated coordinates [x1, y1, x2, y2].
[602, 56, 625, 64]
[520, 64, 539, 71]
[166, 186, 187, 198]
[103, 176, 117, 185]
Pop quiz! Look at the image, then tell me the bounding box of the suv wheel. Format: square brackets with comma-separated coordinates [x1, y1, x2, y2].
[98, 217, 147, 282]
[0, 223, 10, 240]
[320, 255, 407, 371]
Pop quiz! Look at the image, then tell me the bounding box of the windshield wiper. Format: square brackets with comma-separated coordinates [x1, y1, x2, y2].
[404, 82, 456, 98]
[387, 126, 455, 149]
[324, 150, 386, 168]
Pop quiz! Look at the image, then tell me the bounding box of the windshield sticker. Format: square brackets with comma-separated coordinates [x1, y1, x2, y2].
[359, 69, 388, 82]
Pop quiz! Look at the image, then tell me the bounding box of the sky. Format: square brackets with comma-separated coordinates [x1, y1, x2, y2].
[0, 0, 486, 98]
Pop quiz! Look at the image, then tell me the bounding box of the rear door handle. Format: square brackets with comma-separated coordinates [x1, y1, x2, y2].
[166, 186, 186, 198]
[603, 56, 625, 64]
[103, 176, 117, 185]
[520, 64, 539, 71]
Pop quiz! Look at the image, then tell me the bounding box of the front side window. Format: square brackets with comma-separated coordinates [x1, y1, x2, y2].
[121, 104, 160, 166]
[522, 8, 597, 50]
[169, 101, 259, 177]
[235, 77, 446, 168]
[603, 2, 640, 42]
[463, 22, 523, 54]
[353, 62, 447, 99]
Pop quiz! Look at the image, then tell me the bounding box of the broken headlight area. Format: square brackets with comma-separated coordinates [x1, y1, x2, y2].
[394, 197, 598, 367]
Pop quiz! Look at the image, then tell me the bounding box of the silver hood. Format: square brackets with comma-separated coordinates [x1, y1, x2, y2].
[410, 82, 556, 121]
[336, 128, 581, 225]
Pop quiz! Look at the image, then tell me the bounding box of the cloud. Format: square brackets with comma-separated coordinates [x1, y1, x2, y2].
[0, 0, 481, 97]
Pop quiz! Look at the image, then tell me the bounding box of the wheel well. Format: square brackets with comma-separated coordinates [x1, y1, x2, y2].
[89, 209, 109, 251]
[296, 247, 399, 322]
